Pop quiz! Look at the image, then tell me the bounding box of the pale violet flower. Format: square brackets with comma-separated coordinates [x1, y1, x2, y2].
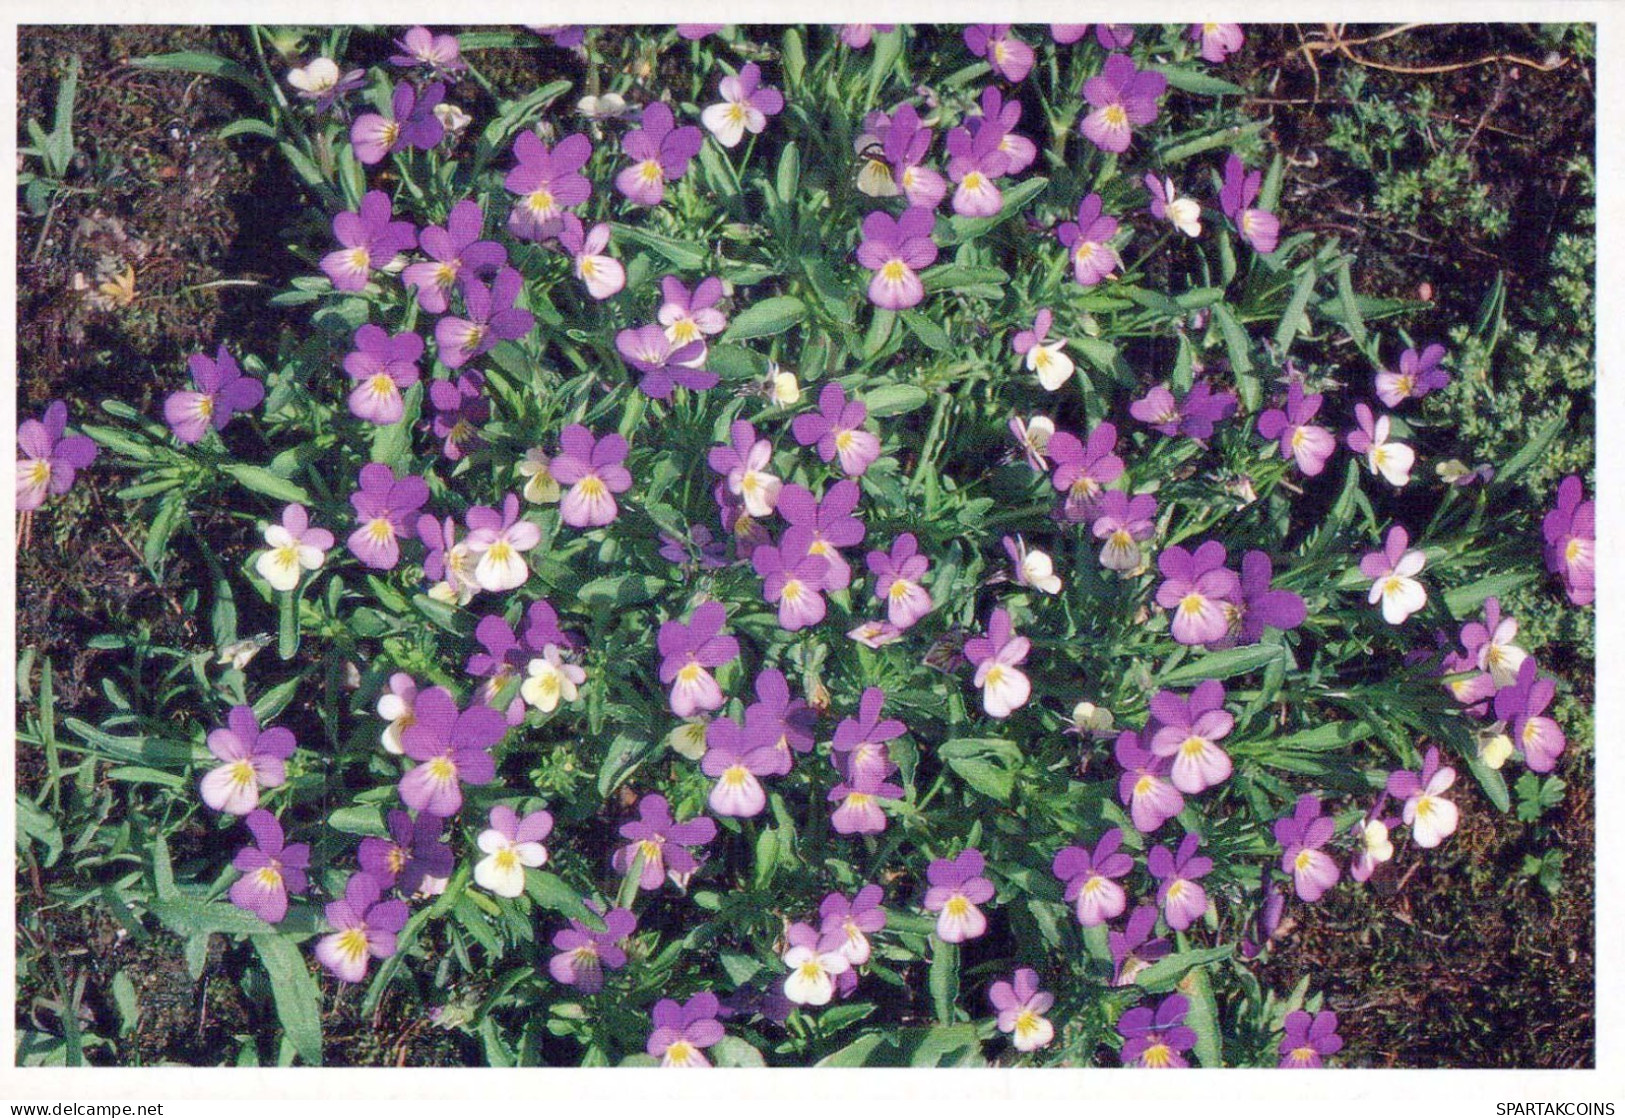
[1360, 526, 1427, 624]
[254, 504, 333, 592]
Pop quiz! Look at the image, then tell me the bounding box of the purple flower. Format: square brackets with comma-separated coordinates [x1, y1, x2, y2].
[676, 24, 724, 40]
[505, 132, 593, 241]
[1149, 831, 1212, 931]
[551, 424, 633, 529]
[466, 604, 573, 723]
[964, 24, 1034, 83]
[228, 810, 309, 924]
[989, 968, 1056, 1052]
[829, 761, 904, 836]
[402, 200, 505, 313]
[1148, 680, 1234, 795]
[347, 462, 428, 570]
[359, 809, 454, 896]
[1091, 490, 1158, 572]
[616, 103, 703, 206]
[17, 400, 97, 510]
[708, 420, 782, 519]
[390, 26, 465, 76]
[615, 323, 715, 399]
[1132, 381, 1237, 441]
[1239, 884, 1289, 958]
[658, 276, 728, 353]
[865, 533, 933, 629]
[1155, 540, 1242, 646]
[549, 904, 637, 993]
[753, 540, 831, 631]
[1458, 595, 1529, 689]
[1386, 747, 1459, 849]
[967, 87, 1038, 175]
[1349, 803, 1399, 884]
[1052, 828, 1133, 927]
[964, 607, 1032, 719]
[781, 920, 854, 1006]
[428, 372, 489, 460]
[200, 706, 295, 816]
[1280, 1010, 1342, 1068]
[613, 794, 717, 893]
[819, 885, 887, 965]
[255, 503, 335, 593]
[1055, 194, 1122, 287]
[1222, 551, 1308, 646]
[1012, 308, 1075, 392]
[792, 383, 881, 476]
[1118, 994, 1196, 1068]
[320, 190, 418, 292]
[397, 686, 506, 817]
[647, 992, 725, 1067]
[435, 266, 535, 369]
[856, 206, 938, 310]
[1257, 381, 1335, 476]
[659, 523, 730, 572]
[658, 601, 740, 718]
[1191, 23, 1246, 63]
[923, 848, 995, 943]
[778, 480, 865, 590]
[473, 805, 553, 898]
[1004, 535, 1062, 594]
[700, 716, 781, 818]
[839, 24, 895, 50]
[1494, 658, 1567, 774]
[344, 325, 423, 425]
[163, 345, 265, 444]
[351, 81, 445, 165]
[1144, 173, 1203, 237]
[1115, 730, 1185, 834]
[1274, 794, 1341, 902]
[1220, 153, 1280, 253]
[876, 103, 947, 207]
[1048, 421, 1124, 519]
[1009, 414, 1056, 471]
[744, 668, 817, 769]
[1110, 905, 1171, 985]
[1081, 54, 1166, 153]
[700, 63, 784, 148]
[944, 117, 1012, 218]
[1543, 475, 1594, 607]
[832, 687, 906, 787]
[315, 872, 408, 983]
[1359, 525, 1428, 625]
[553, 215, 624, 299]
[1375, 343, 1450, 407]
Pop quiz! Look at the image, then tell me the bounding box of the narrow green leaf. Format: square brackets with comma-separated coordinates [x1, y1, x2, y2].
[252, 935, 324, 1066]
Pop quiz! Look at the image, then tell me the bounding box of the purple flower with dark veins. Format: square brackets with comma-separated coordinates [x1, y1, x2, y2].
[744, 668, 817, 769]
[856, 207, 938, 310]
[1048, 422, 1124, 521]
[505, 132, 594, 241]
[1280, 1010, 1343, 1068]
[358, 809, 454, 896]
[658, 601, 739, 719]
[1081, 54, 1166, 153]
[966, 87, 1038, 175]
[1494, 658, 1568, 773]
[1274, 794, 1341, 902]
[316, 872, 408, 983]
[1147, 680, 1234, 795]
[344, 325, 423, 425]
[753, 540, 830, 631]
[390, 27, 465, 76]
[615, 324, 715, 399]
[866, 533, 933, 629]
[1543, 475, 1595, 607]
[428, 372, 489, 460]
[347, 463, 429, 570]
[647, 993, 725, 1067]
[229, 810, 309, 924]
[924, 848, 995, 943]
[1110, 905, 1171, 985]
[1148, 831, 1211, 931]
[616, 103, 703, 206]
[1155, 540, 1242, 647]
[351, 81, 446, 165]
[549, 904, 637, 993]
[1055, 194, 1122, 287]
[1376, 344, 1450, 407]
[1118, 993, 1196, 1068]
[1091, 490, 1158, 572]
[779, 480, 865, 590]
[164, 345, 265, 444]
[832, 687, 906, 787]
[1257, 381, 1334, 476]
[613, 793, 717, 893]
[1116, 730, 1185, 834]
[16, 400, 97, 510]
[320, 190, 417, 292]
[397, 686, 507, 817]
[1052, 828, 1133, 927]
[435, 266, 535, 369]
[402, 200, 505, 313]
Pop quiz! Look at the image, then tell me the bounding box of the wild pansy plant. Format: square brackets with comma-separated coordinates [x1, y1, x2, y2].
[62, 21, 1585, 1069]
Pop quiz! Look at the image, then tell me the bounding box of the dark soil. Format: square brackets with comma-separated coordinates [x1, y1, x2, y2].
[15, 23, 1596, 1068]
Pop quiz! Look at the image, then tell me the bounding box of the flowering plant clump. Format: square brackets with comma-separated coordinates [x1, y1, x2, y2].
[36, 22, 1590, 1070]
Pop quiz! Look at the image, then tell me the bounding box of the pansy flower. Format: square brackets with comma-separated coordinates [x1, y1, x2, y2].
[435, 266, 535, 369]
[866, 533, 933, 630]
[164, 345, 265, 444]
[700, 716, 780, 817]
[1542, 475, 1595, 606]
[473, 805, 553, 898]
[1052, 828, 1133, 927]
[200, 706, 295, 816]
[351, 81, 446, 165]
[700, 63, 784, 147]
[616, 102, 703, 206]
[398, 686, 506, 817]
[358, 809, 453, 895]
[1048, 422, 1124, 520]
[1145, 173, 1201, 237]
[286, 57, 365, 113]
[966, 87, 1038, 174]
[1360, 525, 1428, 625]
[16, 400, 97, 510]
[647, 993, 725, 1067]
[1257, 381, 1335, 476]
[347, 463, 429, 570]
[1494, 658, 1567, 773]
[613, 793, 717, 893]
[1056, 194, 1121, 287]
[944, 117, 1012, 218]
[1346, 402, 1415, 487]
[1375, 344, 1450, 408]
[819, 886, 888, 966]
[390, 26, 464, 75]
[1110, 905, 1171, 985]
[781, 922, 852, 1006]
[832, 687, 906, 788]
[839, 24, 895, 49]
[1148, 680, 1234, 795]
[344, 324, 423, 425]
[753, 540, 831, 631]
[1081, 53, 1166, 153]
[549, 424, 633, 529]
[616, 323, 715, 399]
[229, 810, 309, 924]
[879, 103, 947, 207]
[520, 645, 585, 713]
[320, 190, 417, 293]
[793, 382, 881, 477]
[779, 481, 865, 590]
[1275, 794, 1341, 902]
[1279, 1010, 1343, 1068]
[402, 200, 505, 313]
[505, 132, 593, 241]
[1003, 535, 1062, 594]
[1155, 541, 1242, 646]
[989, 969, 1055, 1052]
[744, 668, 818, 768]
[1220, 153, 1280, 253]
[1118, 994, 1196, 1068]
[376, 673, 419, 755]
[1459, 596, 1529, 688]
[829, 761, 904, 836]
[923, 848, 995, 943]
[658, 601, 739, 718]
[1191, 23, 1246, 63]
[554, 214, 625, 300]
[316, 872, 408, 983]
[1115, 730, 1185, 834]
[1149, 832, 1212, 931]
[1091, 491, 1158, 572]
[549, 905, 637, 993]
[964, 24, 1034, 83]
[709, 420, 782, 519]
[254, 503, 334, 592]
[658, 276, 728, 353]
[464, 494, 541, 593]
[965, 608, 1032, 719]
[1012, 308, 1074, 392]
[419, 514, 477, 605]
[856, 207, 938, 310]
[1387, 747, 1459, 848]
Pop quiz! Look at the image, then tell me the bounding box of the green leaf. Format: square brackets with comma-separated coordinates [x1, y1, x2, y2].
[278, 589, 301, 661]
[148, 896, 277, 939]
[577, 574, 665, 608]
[1273, 265, 1320, 355]
[1158, 120, 1268, 165]
[130, 51, 264, 100]
[65, 719, 192, 767]
[864, 383, 929, 417]
[817, 1032, 890, 1067]
[1159, 643, 1284, 686]
[611, 224, 708, 270]
[722, 296, 807, 342]
[900, 309, 951, 351]
[1444, 570, 1538, 617]
[921, 263, 1009, 296]
[939, 738, 1020, 802]
[1180, 964, 1225, 1067]
[252, 935, 323, 1066]
[222, 464, 310, 504]
[1148, 65, 1246, 97]
[711, 1037, 767, 1067]
[940, 177, 1047, 244]
[524, 872, 604, 931]
[144, 493, 188, 578]
[1134, 945, 1233, 991]
[775, 142, 800, 205]
[753, 826, 780, 889]
[929, 938, 959, 1025]
[1495, 403, 1570, 486]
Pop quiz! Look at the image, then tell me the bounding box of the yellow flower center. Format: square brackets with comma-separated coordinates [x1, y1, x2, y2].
[196, 394, 216, 418]
[726, 103, 746, 124]
[1382, 576, 1406, 597]
[722, 764, 750, 788]
[846, 792, 873, 808]
[366, 517, 395, 545]
[578, 476, 607, 499]
[379, 121, 401, 148]
[1103, 105, 1128, 127]
[1293, 849, 1315, 872]
[1179, 736, 1208, 758]
[962, 170, 986, 191]
[984, 665, 1006, 688]
[665, 1040, 695, 1064]
[1415, 795, 1437, 819]
[1141, 1042, 1173, 1068]
[273, 545, 301, 571]
[433, 262, 458, 288]
[880, 260, 908, 283]
[945, 895, 970, 918]
[228, 760, 257, 789]
[1179, 592, 1207, 616]
[677, 662, 703, 684]
[797, 960, 825, 982]
[368, 373, 396, 398]
[253, 866, 283, 890]
[670, 318, 700, 344]
[639, 839, 663, 861]
[493, 848, 519, 872]
[25, 460, 51, 487]
[1289, 1045, 1317, 1065]
[347, 247, 371, 272]
[335, 928, 370, 964]
[526, 187, 557, 216]
[1015, 1010, 1043, 1040]
[637, 159, 664, 185]
[1133, 775, 1156, 796]
[1566, 538, 1583, 563]
[781, 579, 805, 603]
[427, 755, 457, 783]
[487, 539, 514, 564]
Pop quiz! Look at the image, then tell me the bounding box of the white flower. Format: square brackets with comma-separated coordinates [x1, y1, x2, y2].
[1363, 414, 1416, 488]
[473, 829, 549, 898]
[518, 449, 561, 504]
[1018, 547, 1062, 595]
[1027, 339, 1075, 392]
[255, 524, 327, 592]
[520, 647, 584, 713]
[1404, 767, 1459, 849]
[434, 103, 473, 135]
[781, 944, 850, 1006]
[287, 57, 339, 95]
[1369, 554, 1427, 624]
